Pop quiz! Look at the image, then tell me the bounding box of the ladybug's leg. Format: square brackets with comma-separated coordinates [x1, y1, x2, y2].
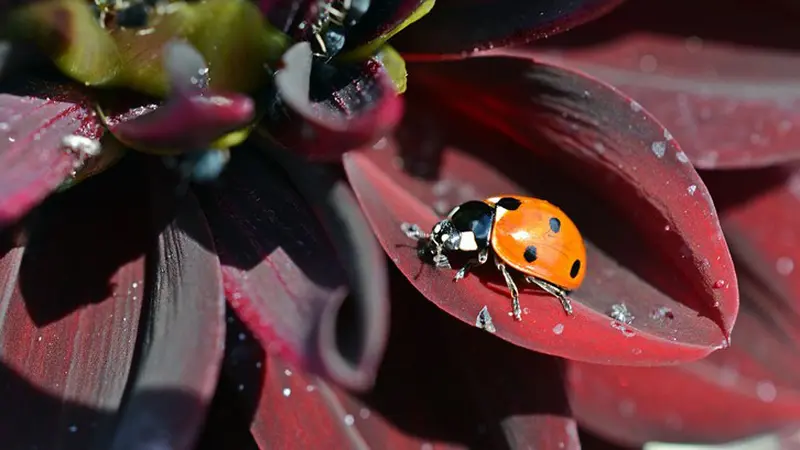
[494, 255, 522, 321]
[525, 276, 573, 315]
[401, 223, 429, 240]
[453, 248, 489, 281]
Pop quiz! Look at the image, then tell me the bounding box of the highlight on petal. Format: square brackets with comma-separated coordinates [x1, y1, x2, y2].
[344, 55, 738, 365]
[0, 93, 104, 227]
[392, 0, 625, 58]
[263, 42, 403, 161]
[513, 0, 800, 169]
[111, 186, 225, 450]
[341, 0, 435, 59]
[0, 161, 146, 449]
[195, 146, 389, 391]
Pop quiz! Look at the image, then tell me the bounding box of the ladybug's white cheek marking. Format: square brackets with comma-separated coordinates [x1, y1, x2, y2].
[459, 232, 478, 251]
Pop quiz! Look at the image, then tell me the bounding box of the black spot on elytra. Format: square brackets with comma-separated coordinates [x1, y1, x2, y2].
[549, 217, 561, 233]
[523, 245, 538, 263]
[570, 259, 581, 278]
[496, 197, 522, 211]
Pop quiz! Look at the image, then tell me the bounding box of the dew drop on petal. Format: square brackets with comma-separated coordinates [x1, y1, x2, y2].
[282, 388, 291, 397]
[776, 257, 794, 276]
[344, 414, 355, 426]
[609, 303, 634, 324]
[687, 185, 697, 195]
[676, 151, 689, 163]
[651, 141, 667, 158]
[552, 323, 564, 335]
[630, 100, 643, 112]
[757, 381, 777, 402]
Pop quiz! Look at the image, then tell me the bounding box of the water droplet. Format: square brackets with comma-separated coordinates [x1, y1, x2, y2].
[359, 408, 370, 419]
[630, 100, 643, 112]
[282, 388, 291, 397]
[756, 381, 777, 402]
[713, 280, 725, 289]
[687, 185, 697, 195]
[344, 414, 355, 426]
[284, 369, 293, 376]
[639, 54, 658, 73]
[553, 323, 564, 335]
[651, 141, 667, 158]
[776, 257, 794, 276]
[609, 303, 634, 324]
[676, 151, 689, 163]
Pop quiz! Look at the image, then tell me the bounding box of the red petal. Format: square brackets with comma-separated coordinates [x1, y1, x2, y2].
[568, 303, 800, 445]
[225, 272, 580, 449]
[264, 42, 403, 161]
[344, 56, 738, 365]
[0, 161, 145, 448]
[506, 0, 800, 169]
[111, 187, 225, 450]
[569, 170, 800, 445]
[0, 93, 103, 227]
[195, 147, 389, 391]
[393, 0, 625, 59]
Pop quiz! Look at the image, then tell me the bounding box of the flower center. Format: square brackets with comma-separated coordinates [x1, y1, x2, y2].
[297, 0, 369, 58]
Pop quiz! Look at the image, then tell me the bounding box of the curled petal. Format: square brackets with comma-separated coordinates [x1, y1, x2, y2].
[393, 0, 625, 58]
[109, 93, 254, 154]
[195, 146, 388, 391]
[0, 93, 103, 227]
[511, 0, 800, 169]
[0, 161, 146, 448]
[263, 42, 403, 161]
[344, 56, 738, 365]
[111, 186, 225, 450]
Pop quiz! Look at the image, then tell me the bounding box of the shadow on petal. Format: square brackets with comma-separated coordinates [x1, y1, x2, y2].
[18, 158, 150, 325]
[194, 145, 388, 392]
[393, 0, 625, 58]
[110, 185, 225, 450]
[512, 0, 800, 169]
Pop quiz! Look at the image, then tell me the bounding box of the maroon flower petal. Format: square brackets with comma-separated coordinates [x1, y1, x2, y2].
[569, 170, 800, 445]
[225, 272, 579, 449]
[0, 161, 146, 449]
[195, 146, 388, 391]
[263, 42, 403, 161]
[109, 41, 254, 154]
[111, 187, 225, 450]
[344, 56, 738, 365]
[509, 0, 800, 169]
[0, 93, 103, 227]
[568, 302, 800, 445]
[392, 0, 625, 58]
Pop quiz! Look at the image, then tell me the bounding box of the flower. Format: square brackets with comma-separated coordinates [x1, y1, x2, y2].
[1, 0, 794, 449]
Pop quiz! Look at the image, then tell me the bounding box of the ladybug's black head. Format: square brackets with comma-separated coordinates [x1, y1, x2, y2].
[430, 220, 461, 252]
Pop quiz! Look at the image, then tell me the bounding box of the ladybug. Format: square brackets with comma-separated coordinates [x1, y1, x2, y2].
[401, 195, 587, 321]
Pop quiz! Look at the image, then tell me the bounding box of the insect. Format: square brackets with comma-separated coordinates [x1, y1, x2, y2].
[402, 195, 587, 321]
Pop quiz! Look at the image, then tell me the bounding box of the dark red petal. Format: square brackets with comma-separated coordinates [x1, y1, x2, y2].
[509, 0, 800, 169]
[110, 92, 254, 153]
[568, 303, 800, 445]
[0, 161, 146, 449]
[195, 146, 388, 391]
[344, 56, 738, 365]
[226, 271, 579, 449]
[392, 0, 625, 59]
[569, 170, 800, 445]
[111, 187, 225, 450]
[0, 93, 103, 227]
[263, 42, 403, 161]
